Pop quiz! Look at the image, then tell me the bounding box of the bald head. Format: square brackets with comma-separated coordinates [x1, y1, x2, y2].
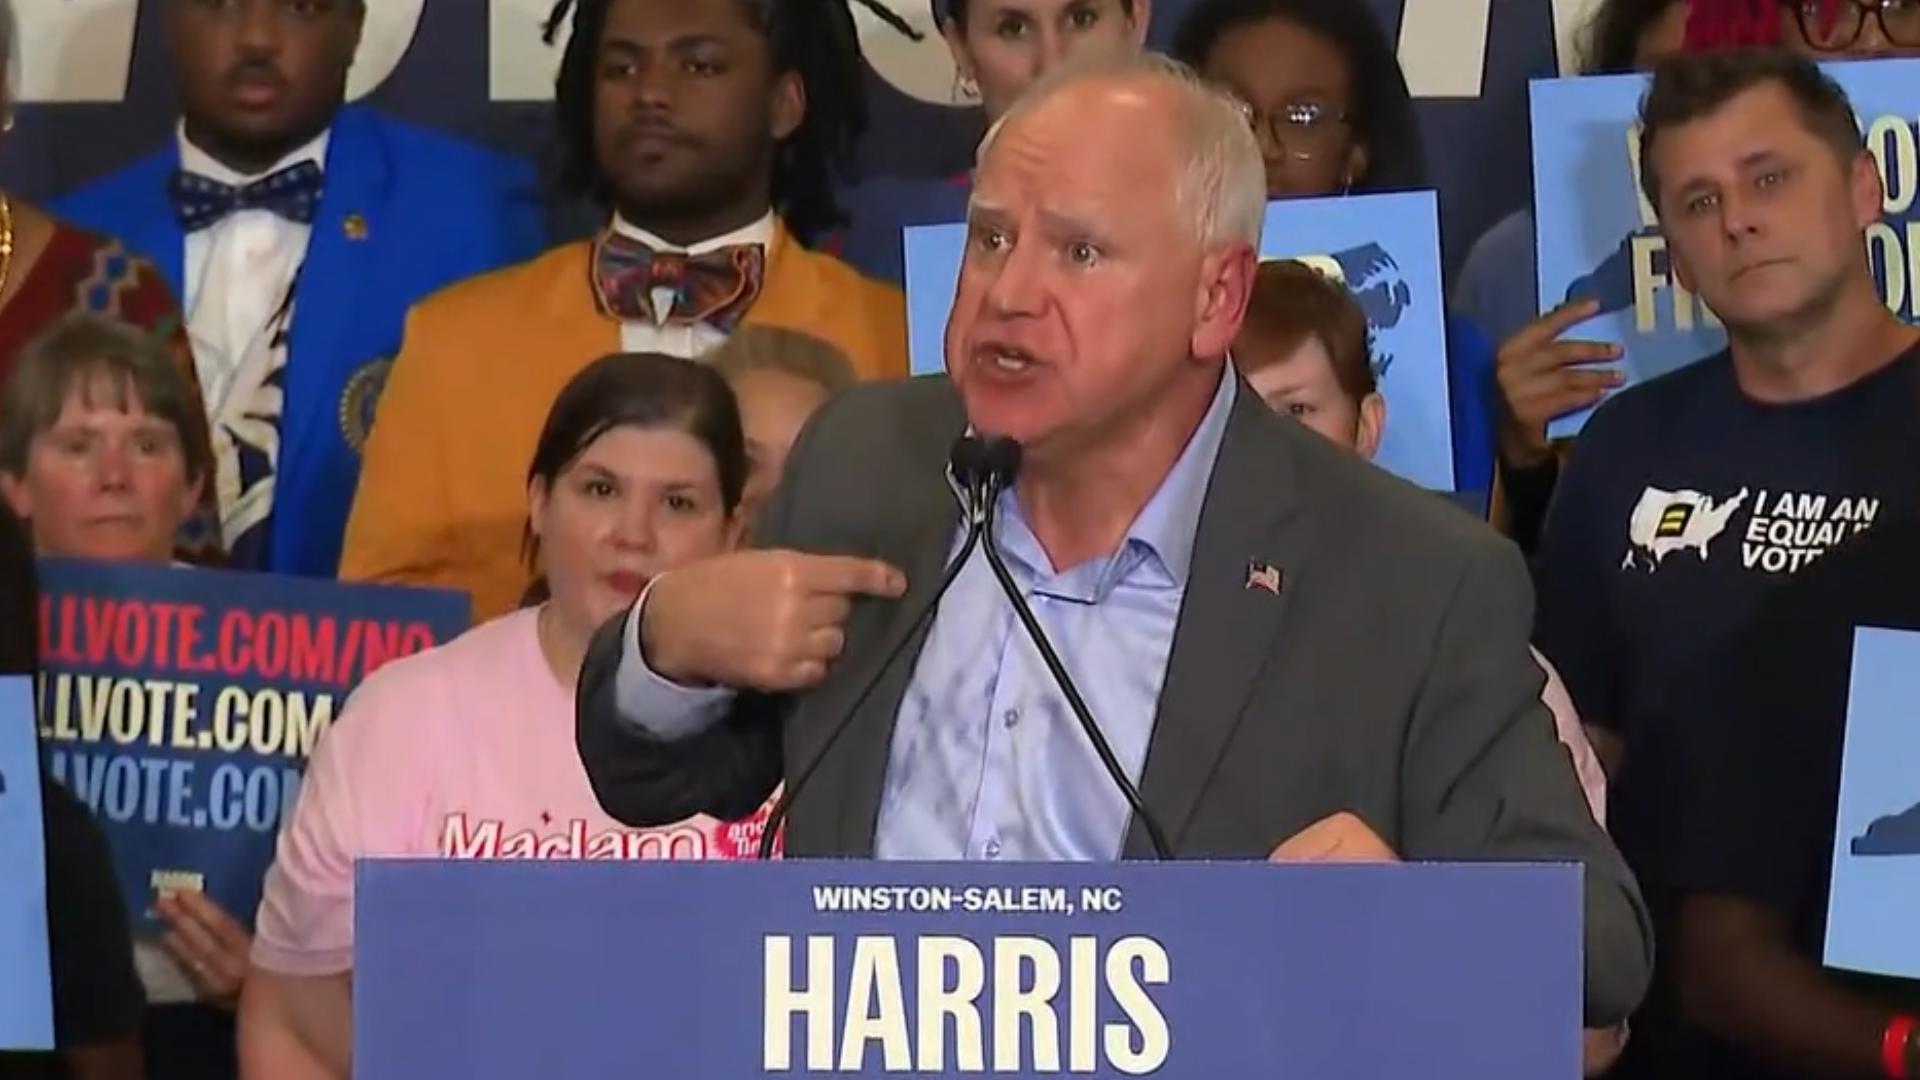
[976, 53, 1267, 251]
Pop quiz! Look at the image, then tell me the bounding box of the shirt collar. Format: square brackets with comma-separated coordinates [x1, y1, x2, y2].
[610, 210, 776, 256]
[176, 124, 330, 186]
[1115, 364, 1237, 590]
[961, 365, 1237, 600]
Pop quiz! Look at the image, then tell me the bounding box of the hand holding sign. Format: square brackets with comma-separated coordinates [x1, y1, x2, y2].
[158, 888, 251, 1008]
[1495, 299, 1625, 467]
[642, 551, 908, 691]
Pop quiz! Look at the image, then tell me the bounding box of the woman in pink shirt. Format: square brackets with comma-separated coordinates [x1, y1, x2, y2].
[236, 352, 759, 1078]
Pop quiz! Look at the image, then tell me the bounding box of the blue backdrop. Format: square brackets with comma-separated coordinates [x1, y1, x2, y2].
[1827, 627, 1920, 982]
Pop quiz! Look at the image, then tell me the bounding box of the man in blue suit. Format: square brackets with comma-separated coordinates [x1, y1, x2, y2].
[56, 0, 544, 578]
[55, 3, 542, 1075]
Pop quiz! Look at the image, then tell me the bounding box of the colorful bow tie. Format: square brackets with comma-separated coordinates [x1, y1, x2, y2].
[590, 231, 765, 334]
[168, 160, 325, 232]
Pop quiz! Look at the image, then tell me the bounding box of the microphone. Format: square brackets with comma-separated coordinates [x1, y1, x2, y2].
[754, 435, 992, 859]
[966, 437, 1175, 860]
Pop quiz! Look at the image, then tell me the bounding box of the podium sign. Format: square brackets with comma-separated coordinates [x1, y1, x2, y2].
[355, 859, 1581, 1078]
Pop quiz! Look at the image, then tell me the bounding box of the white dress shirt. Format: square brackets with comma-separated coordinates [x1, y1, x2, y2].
[178, 126, 330, 415]
[609, 210, 775, 359]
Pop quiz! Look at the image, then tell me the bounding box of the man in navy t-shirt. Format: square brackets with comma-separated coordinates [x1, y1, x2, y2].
[1532, 50, 1920, 1078]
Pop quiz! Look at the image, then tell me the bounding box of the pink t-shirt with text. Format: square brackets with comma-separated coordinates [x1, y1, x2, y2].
[252, 608, 772, 977]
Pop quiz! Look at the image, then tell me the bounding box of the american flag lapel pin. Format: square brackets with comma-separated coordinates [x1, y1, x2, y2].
[1245, 559, 1283, 596]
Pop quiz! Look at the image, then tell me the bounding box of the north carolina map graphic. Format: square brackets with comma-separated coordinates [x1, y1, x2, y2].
[1852, 800, 1920, 856]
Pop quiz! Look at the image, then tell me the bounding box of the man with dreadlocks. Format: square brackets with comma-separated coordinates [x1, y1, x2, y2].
[337, 0, 907, 623]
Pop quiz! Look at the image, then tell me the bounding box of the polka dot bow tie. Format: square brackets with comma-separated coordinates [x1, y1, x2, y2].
[167, 160, 324, 232]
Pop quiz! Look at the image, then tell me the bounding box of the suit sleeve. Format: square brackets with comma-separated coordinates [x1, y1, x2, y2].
[1400, 538, 1653, 1027]
[335, 303, 461, 588]
[573, 390, 842, 827]
[575, 616, 785, 826]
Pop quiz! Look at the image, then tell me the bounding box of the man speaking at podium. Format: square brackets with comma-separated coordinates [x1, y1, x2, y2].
[576, 55, 1652, 1027]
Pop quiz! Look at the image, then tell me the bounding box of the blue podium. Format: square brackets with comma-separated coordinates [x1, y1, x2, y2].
[354, 860, 1582, 1078]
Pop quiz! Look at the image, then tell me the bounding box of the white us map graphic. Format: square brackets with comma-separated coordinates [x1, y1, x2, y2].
[1623, 486, 1750, 569]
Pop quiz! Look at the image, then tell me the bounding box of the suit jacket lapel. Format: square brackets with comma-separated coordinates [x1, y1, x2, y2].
[282, 106, 389, 473]
[740, 221, 811, 332]
[828, 500, 960, 856]
[789, 384, 966, 856]
[136, 148, 188, 295]
[1127, 381, 1311, 856]
[551, 240, 624, 356]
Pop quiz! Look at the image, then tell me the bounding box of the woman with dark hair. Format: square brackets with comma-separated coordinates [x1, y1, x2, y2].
[1590, 0, 1695, 72]
[0, 503, 145, 1080]
[936, 0, 1149, 123]
[1170, 0, 1427, 197]
[240, 354, 757, 1078]
[837, 0, 1149, 283]
[1172, 0, 1501, 503]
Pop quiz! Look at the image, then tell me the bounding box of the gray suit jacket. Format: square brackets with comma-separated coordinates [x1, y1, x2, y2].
[576, 373, 1653, 1024]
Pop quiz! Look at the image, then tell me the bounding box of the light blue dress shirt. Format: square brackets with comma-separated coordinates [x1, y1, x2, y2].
[617, 370, 1237, 860]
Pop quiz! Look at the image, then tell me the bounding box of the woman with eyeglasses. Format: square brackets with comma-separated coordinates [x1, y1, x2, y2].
[1170, 0, 1505, 507]
[1169, 0, 1424, 199]
[1689, 0, 1920, 55]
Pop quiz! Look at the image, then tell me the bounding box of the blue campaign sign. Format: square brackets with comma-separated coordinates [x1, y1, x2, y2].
[903, 191, 1455, 490]
[31, 559, 468, 932]
[1260, 192, 1454, 491]
[356, 859, 1582, 1078]
[1826, 626, 1920, 982]
[0, 676, 54, 1051]
[1533, 59, 1920, 438]
[902, 220, 966, 381]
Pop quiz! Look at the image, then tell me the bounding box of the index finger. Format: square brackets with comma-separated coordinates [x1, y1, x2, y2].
[1511, 298, 1605, 349]
[799, 554, 908, 599]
